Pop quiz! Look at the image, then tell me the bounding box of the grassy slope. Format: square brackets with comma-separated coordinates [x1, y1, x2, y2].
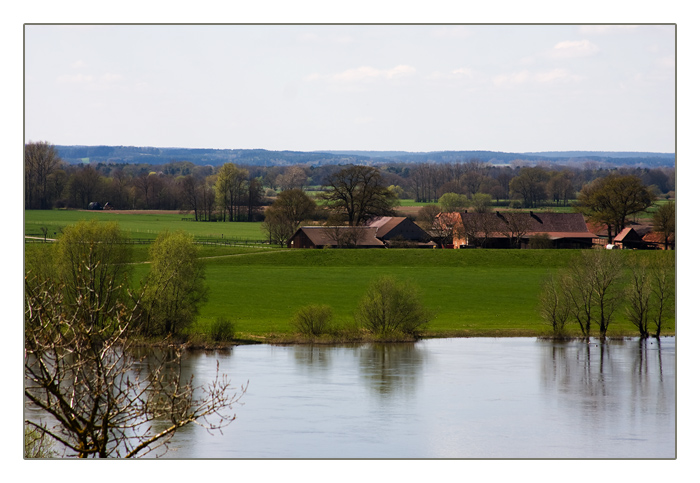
[25, 211, 675, 341]
[186, 249, 674, 340]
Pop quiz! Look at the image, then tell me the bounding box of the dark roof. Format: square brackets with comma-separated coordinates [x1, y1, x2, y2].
[459, 212, 595, 238]
[368, 216, 406, 238]
[292, 226, 385, 247]
[613, 227, 643, 243]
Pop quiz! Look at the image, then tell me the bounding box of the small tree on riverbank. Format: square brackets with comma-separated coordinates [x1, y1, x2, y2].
[539, 273, 571, 337]
[141, 230, 208, 336]
[292, 304, 334, 336]
[542, 250, 624, 339]
[355, 276, 433, 338]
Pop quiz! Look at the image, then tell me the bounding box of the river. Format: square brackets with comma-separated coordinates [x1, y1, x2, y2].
[154, 337, 675, 459]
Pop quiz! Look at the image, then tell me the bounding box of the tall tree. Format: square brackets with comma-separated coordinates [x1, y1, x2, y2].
[54, 220, 132, 330]
[179, 174, 202, 220]
[276, 165, 309, 191]
[319, 165, 397, 226]
[141, 230, 208, 336]
[558, 250, 624, 339]
[509, 166, 549, 208]
[547, 170, 574, 206]
[438, 192, 469, 213]
[652, 201, 675, 250]
[574, 174, 655, 243]
[262, 188, 317, 246]
[25, 141, 62, 209]
[215, 163, 249, 221]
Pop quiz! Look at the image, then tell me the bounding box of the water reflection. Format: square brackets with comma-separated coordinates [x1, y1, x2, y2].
[539, 337, 674, 445]
[288, 343, 426, 398]
[27, 338, 675, 458]
[355, 343, 425, 398]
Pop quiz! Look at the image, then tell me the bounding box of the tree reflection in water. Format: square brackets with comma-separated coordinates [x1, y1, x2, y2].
[356, 343, 425, 397]
[540, 338, 674, 427]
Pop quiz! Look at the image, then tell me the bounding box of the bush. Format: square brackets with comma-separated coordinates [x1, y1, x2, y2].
[291, 304, 333, 336]
[355, 276, 433, 337]
[529, 233, 553, 249]
[210, 317, 236, 342]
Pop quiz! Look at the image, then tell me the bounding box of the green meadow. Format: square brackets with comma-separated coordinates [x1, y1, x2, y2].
[24, 209, 266, 242]
[24, 210, 675, 342]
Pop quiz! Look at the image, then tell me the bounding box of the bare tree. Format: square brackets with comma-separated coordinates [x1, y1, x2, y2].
[432, 212, 461, 247]
[497, 212, 532, 248]
[24, 222, 245, 458]
[25, 141, 62, 209]
[625, 261, 652, 338]
[559, 250, 624, 339]
[262, 189, 317, 246]
[322, 222, 366, 248]
[276, 165, 309, 191]
[24, 273, 244, 458]
[652, 201, 675, 250]
[648, 255, 675, 339]
[539, 273, 571, 337]
[179, 174, 202, 220]
[461, 212, 499, 248]
[319, 165, 397, 226]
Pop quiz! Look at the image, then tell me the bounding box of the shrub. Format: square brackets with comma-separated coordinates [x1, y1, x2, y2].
[291, 304, 333, 336]
[529, 233, 553, 249]
[210, 317, 236, 342]
[355, 276, 433, 337]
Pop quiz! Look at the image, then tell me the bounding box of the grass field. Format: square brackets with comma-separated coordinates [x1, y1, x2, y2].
[24, 210, 266, 242]
[24, 210, 675, 342]
[129, 247, 674, 341]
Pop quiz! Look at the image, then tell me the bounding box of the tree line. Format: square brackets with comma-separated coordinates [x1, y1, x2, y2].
[25, 142, 675, 213]
[539, 250, 674, 340]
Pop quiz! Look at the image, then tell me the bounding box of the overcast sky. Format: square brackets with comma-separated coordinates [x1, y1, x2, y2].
[24, 24, 675, 153]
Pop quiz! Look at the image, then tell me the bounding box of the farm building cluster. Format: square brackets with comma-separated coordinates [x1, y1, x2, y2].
[287, 212, 673, 250]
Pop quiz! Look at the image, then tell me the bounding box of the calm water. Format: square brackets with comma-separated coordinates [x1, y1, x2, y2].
[159, 337, 675, 459]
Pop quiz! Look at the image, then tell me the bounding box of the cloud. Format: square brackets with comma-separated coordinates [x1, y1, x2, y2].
[57, 73, 95, 83]
[56, 72, 124, 88]
[308, 65, 416, 83]
[492, 68, 581, 86]
[549, 40, 600, 59]
[427, 67, 476, 81]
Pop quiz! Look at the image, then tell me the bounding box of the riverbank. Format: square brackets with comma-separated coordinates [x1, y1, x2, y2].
[25, 220, 675, 343]
[136, 327, 677, 351]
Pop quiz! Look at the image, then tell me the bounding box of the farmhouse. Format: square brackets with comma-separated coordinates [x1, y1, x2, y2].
[613, 227, 650, 250]
[441, 211, 597, 249]
[287, 217, 434, 249]
[642, 230, 675, 250]
[367, 216, 433, 247]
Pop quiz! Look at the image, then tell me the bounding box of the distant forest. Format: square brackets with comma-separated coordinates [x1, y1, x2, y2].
[25, 141, 675, 214]
[54, 145, 676, 169]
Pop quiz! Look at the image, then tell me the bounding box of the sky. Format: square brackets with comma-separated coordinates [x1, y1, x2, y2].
[24, 23, 676, 153]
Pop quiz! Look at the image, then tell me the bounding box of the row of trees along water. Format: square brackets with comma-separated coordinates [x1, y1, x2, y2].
[25, 142, 674, 213]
